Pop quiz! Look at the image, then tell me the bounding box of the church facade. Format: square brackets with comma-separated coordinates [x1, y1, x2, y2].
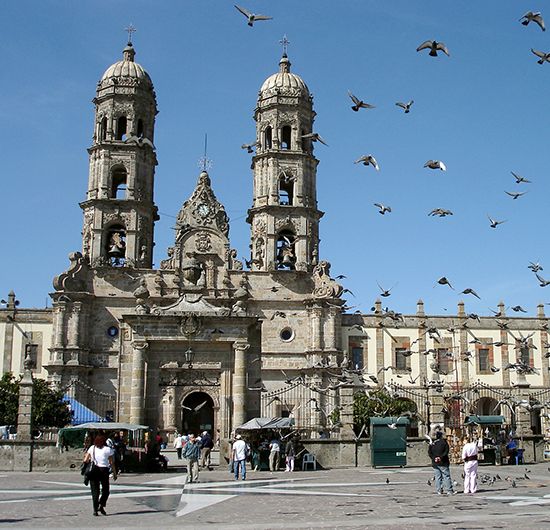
[1, 42, 550, 442]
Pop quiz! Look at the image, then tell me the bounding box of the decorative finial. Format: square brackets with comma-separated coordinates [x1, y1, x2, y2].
[279, 34, 290, 56]
[125, 23, 137, 45]
[197, 133, 213, 172]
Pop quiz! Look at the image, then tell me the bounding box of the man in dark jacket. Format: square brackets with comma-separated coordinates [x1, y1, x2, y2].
[200, 431, 214, 470]
[428, 431, 457, 495]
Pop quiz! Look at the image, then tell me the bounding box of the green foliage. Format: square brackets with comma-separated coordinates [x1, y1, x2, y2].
[32, 379, 73, 429]
[0, 374, 72, 429]
[0, 373, 19, 425]
[353, 389, 413, 435]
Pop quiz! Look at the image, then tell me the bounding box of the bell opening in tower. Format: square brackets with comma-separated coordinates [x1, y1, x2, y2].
[116, 116, 127, 141]
[278, 173, 294, 206]
[105, 224, 127, 267]
[264, 126, 272, 149]
[111, 166, 128, 199]
[281, 125, 292, 150]
[276, 230, 297, 270]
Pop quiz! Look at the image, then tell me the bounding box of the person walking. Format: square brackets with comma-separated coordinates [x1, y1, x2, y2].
[269, 437, 281, 472]
[232, 434, 248, 481]
[428, 431, 457, 495]
[200, 430, 214, 470]
[182, 433, 201, 484]
[83, 434, 117, 516]
[285, 437, 296, 472]
[174, 432, 184, 460]
[462, 435, 479, 494]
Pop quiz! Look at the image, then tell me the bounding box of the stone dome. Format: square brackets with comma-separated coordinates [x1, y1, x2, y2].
[99, 43, 153, 88]
[259, 55, 309, 97]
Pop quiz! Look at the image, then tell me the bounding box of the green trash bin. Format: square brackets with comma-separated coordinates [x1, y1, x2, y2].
[370, 417, 409, 468]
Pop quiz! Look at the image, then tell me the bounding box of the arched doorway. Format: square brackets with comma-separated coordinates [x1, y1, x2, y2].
[181, 392, 215, 436]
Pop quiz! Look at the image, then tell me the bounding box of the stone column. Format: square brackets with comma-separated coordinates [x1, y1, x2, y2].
[17, 368, 33, 442]
[338, 384, 356, 439]
[417, 299, 427, 383]
[67, 302, 82, 349]
[428, 386, 446, 432]
[232, 340, 249, 430]
[309, 307, 323, 351]
[164, 385, 177, 430]
[514, 379, 532, 438]
[52, 302, 66, 349]
[130, 341, 148, 425]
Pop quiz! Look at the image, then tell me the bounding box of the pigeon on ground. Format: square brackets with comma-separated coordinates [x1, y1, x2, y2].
[348, 91, 375, 112]
[521, 11, 545, 31]
[396, 100, 414, 113]
[511, 171, 531, 184]
[488, 215, 506, 228]
[505, 191, 527, 199]
[531, 48, 550, 64]
[355, 155, 379, 170]
[374, 203, 391, 215]
[234, 4, 273, 26]
[424, 160, 447, 171]
[417, 40, 450, 57]
[301, 132, 328, 146]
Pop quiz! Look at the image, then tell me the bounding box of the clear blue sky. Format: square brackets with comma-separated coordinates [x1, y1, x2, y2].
[1, 1, 549, 316]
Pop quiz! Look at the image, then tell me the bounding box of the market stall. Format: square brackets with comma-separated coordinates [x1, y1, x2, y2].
[464, 415, 505, 465]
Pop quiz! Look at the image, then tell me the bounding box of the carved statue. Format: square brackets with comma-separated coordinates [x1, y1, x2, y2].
[181, 254, 203, 285]
[133, 278, 150, 314]
[312, 261, 344, 299]
[277, 235, 296, 269]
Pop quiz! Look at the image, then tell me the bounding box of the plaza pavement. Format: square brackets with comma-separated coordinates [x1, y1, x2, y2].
[1, 460, 550, 529]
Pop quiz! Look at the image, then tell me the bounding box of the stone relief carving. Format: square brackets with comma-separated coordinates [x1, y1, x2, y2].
[159, 371, 220, 387]
[253, 217, 267, 236]
[133, 278, 150, 314]
[179, 314, 201, 337]
[275, 215, 298, 232]
[195, 231, 212, 253]
[160, 247, 175, 270]
[154, 270, 166, 296]
[312, 261, 344, 299]
[53, 252, 89, 292]
[181, 254, 204, 286]
[81, 211, 93, 258]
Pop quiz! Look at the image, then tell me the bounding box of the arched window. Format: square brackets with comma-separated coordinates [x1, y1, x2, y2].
[105, 224, 126, 267]
[278, 173, 294, 205]
[100, 117, 107, 141]
[264, 126, 272, 149]
[110, 166, 127, 199]
[276, 230, 296, 270]
[137, 119, 144, 138]
[281, 125, 292, 150]
[116, 116, 127, 141]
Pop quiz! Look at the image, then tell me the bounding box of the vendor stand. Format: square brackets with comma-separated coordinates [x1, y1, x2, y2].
[464, 415, 505, 465]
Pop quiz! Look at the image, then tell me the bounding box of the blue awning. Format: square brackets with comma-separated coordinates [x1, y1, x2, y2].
[63, 394, 105, 425]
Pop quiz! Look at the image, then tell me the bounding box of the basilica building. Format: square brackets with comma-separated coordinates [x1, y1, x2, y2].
[1, 42, 549, 444]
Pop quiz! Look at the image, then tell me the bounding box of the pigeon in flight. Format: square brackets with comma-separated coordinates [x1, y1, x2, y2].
[374, 203, 391, 215]
[511, 306, 527, 313]
[488, 215, 506, 228]
[424, 160, 447, 171]
[521, 11, 545, 31]
[505, 190, 527, 199]
[531, 49, 550, 64]
[416, 40, 450, 57]
[395, 100, 414, 113]
[461, 288, 481, 299]
[528, 262, 543, 272]
[355, 155, 379, 170]
[377, 281, 396, 297]
[348, 91, 375, 112]
[437, 276, 454, 290]
[428, 208, 453, 217]
[301, 132, 328, 146]
[234, 5, 273, 26]
[536, 273, 550, 287]
[511, 171, 531, 184]
[241, 141, 259, 153]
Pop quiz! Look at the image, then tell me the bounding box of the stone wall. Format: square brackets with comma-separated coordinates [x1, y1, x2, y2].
[0, 441, 81, 471]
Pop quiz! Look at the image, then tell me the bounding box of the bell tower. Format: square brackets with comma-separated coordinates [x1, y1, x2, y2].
[246, 51, 323, 272]
[80, 39, 159, 269]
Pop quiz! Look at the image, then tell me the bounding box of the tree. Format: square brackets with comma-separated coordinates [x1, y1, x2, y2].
[32, 379, 73, 429]
[0, 373, 19, 425]
[353, 389, 414, 435]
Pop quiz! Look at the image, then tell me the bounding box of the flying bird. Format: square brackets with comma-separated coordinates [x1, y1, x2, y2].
[488, 215, 506, 228]
[241, 141, 259, 153]
[531, 48, 550, 64]
[377, 281, 396, 297]
[347, 91, 375, 112]
[424, 160, 447, 171]
[505, 190, 527, 199]
[536, 273, 550, 287]
[511, 306, 527, 313]
[416, 40, 450, 57]
[428, 208, 453, 217]
[528, 262, 543, 272]
[270, 311, 287, 320]
[374, 203, 391, 215]
[355, 154, 379, 170]
[436, 276, 454, 290]
[234, 5, 273, 26]
[511, 171, 531, 184]
[521, 11, 545, 31]
[490, 366, 500, 373]
[395, 100, 414, 113]
[301, 132, 328, 146]
[461, 288, 481, 299]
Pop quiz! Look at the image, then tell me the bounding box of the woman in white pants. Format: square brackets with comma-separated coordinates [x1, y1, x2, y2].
[461, 436, 479, 494]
